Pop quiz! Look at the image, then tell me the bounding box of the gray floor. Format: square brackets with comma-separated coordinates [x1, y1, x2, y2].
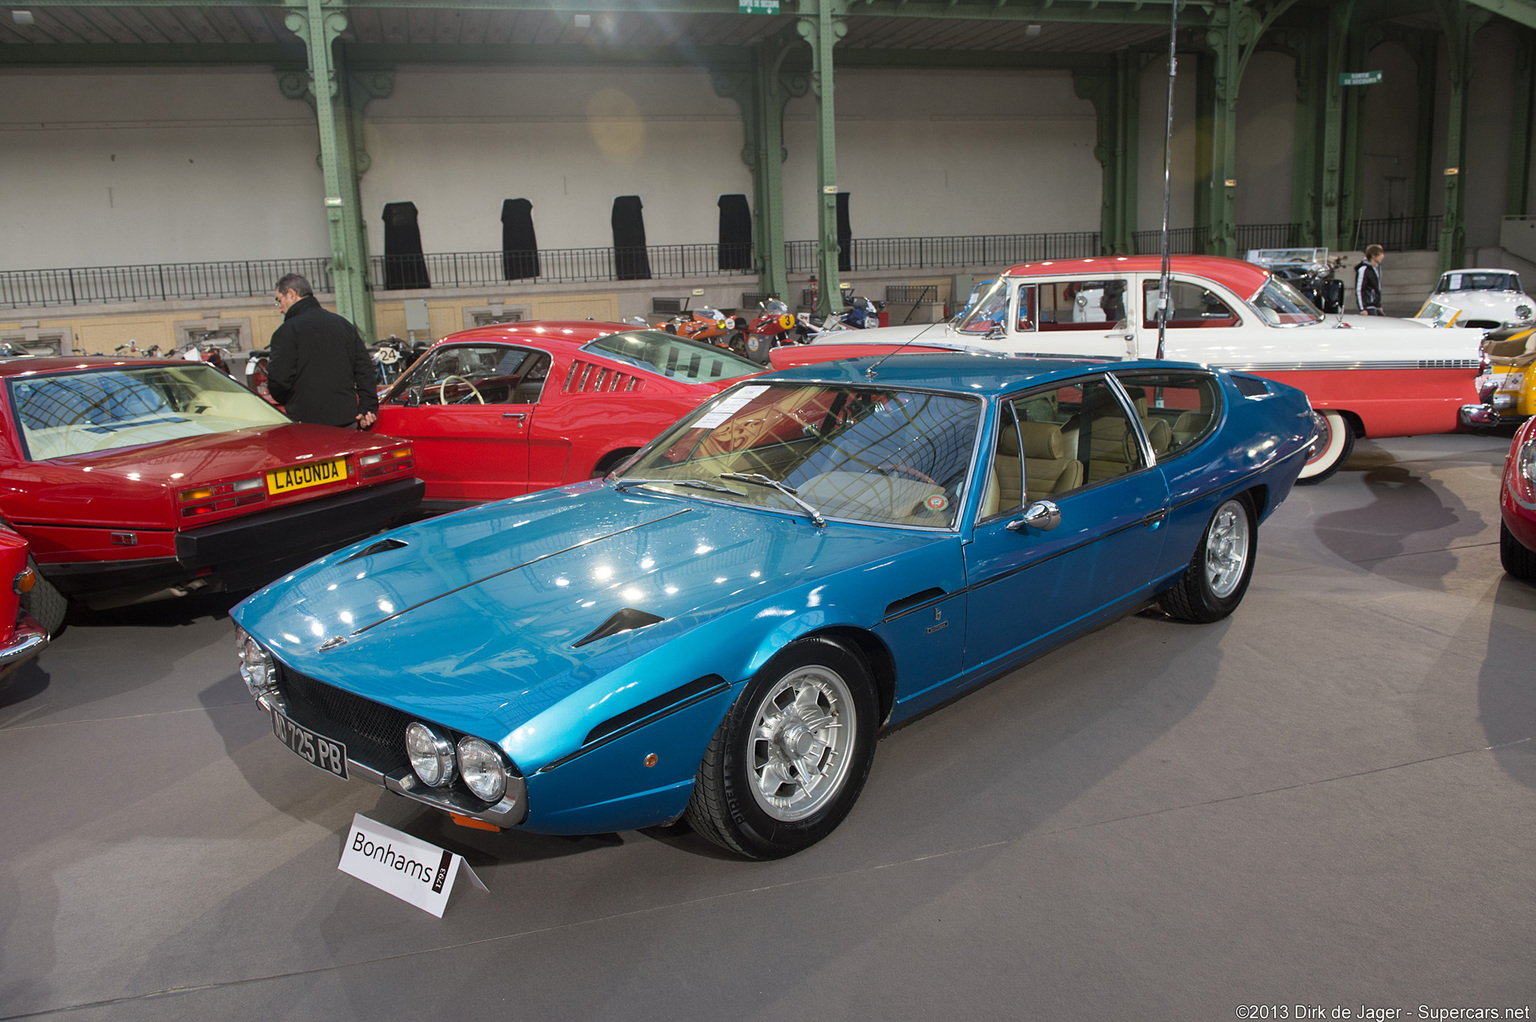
[2, 431, 1533, 1021]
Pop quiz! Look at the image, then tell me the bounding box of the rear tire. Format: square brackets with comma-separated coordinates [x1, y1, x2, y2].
[1500, 519, 1536, 583]
[1161, 496, 1256, 623]
[1297, 409, 1354, 484]
[684, 637, 877, 859]
[22, 557, 68, 637]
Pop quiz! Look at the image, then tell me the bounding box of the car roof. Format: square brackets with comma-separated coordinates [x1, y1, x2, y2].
[0, 355, 189, 378]
[758, 351, 1202, 395]
[1001, 254, 1272, 297]
[429, 320, 635, 351]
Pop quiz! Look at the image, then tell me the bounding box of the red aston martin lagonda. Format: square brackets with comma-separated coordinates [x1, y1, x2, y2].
[368, 322, 763, 510]
[0, 356, 424, 615]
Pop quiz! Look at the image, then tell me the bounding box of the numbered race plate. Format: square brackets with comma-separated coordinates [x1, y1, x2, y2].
[268, 456, 348, 496]
[272, 708, 348, 779]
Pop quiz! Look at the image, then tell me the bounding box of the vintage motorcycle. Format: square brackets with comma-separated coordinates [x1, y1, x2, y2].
[742, 300, 800, 364]
[656, 307, 746, 354]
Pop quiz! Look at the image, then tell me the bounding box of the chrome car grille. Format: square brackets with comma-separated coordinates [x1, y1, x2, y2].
[274, 665, 414, 774]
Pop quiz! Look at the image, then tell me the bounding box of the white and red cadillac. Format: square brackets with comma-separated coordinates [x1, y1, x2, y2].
[777, 255, 1488, 482]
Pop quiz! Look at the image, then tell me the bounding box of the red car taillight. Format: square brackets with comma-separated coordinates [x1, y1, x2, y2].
[359, 446, 414, 479]
[179, 477, 267, 518]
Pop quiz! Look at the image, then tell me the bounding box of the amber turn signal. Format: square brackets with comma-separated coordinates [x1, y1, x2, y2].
[449, 813, 501, 832]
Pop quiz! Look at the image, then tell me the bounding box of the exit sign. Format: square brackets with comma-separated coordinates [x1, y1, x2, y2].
[1339, 70, 1383, 86]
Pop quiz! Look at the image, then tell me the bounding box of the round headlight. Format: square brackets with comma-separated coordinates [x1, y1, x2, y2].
[456, 736, 508, 803]
[235, 627, 276, 699]
[405, 722, 456, 788]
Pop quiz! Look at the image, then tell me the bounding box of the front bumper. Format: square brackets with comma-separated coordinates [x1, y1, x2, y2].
[0, 613, 48, 681]
[253, 660, 528, 827]
[1461, 402, 1500, 427]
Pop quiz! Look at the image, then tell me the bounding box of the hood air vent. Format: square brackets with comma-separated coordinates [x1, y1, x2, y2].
[572, 607, 665, 648]
[341, 537, 409, 563]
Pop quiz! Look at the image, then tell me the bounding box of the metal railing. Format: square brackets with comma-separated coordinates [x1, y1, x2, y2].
[0, 219, 1451, 310]
[785, 231, 1102, 273]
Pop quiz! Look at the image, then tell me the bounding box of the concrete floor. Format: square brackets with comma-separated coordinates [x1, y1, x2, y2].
[2, 431, 1533, 1021]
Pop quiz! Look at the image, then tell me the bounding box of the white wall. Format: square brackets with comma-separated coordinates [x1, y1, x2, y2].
[1138, 52, 1197, 233]
[0, 67, 327, 270]
[359, 64, 751, 253]
[781, 68, 1100, 240]
[1234, 51, 1296, 224]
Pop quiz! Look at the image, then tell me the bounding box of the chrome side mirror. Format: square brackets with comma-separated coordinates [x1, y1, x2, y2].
[1007, 500, 1061, 532]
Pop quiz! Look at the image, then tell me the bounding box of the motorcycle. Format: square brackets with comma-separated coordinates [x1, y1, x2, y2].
[742, 299, 800, 364]
[656, 307, 746, 354]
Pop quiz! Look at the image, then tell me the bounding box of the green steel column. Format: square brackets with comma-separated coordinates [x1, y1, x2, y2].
[1435, 1, 1480, 275]
[1338, 30, 1371, 251]
[1506, 29, 1535, 218]
[1073, 55, 1139, 256]
[712, 43, 805, 302]
[1287, 26, 1321, 245]
[1319, 1, 1355, 251]
[1412, 32, 1437, 235]
[285, 0, 369, 334]
[797, 0, 846, 319]
[1201, 3, 1241, 258]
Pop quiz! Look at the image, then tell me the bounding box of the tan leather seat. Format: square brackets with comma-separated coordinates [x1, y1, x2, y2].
[1017, 420, 1083, 496]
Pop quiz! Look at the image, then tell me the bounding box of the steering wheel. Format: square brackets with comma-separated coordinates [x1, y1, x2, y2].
[438, 375, 485, 405]
[877, 463, 939, 485]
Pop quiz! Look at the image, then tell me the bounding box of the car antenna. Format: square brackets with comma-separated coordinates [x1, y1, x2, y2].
[862, 307, 958, 379]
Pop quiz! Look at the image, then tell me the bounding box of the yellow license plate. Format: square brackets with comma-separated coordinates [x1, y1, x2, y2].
[267, 457, 349, 496]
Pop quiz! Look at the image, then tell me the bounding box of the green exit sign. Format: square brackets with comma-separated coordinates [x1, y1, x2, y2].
[1340, 70, 1383, 86]
[739, 0, 778, 11]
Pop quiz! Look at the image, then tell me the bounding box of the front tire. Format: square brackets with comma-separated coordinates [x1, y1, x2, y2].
[1500, 519, 1536, 583]
[1297, 409, 1354, 484]
[685, 637, 878, 859]
[1161, 496, 1257, 623]
[22, 557, 68, 637]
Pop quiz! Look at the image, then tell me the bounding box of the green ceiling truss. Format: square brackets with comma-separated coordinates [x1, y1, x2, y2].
[8, 0, 1536, 284]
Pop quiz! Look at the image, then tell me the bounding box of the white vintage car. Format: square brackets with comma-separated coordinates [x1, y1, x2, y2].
[775, 255, 1487, 482]
[1416, 268, 1534, 330]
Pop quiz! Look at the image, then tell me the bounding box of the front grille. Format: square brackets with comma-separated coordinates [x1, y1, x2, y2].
[274, 665, 414, 775]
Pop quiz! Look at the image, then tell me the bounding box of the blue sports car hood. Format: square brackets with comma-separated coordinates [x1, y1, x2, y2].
[233, 482, 938, 751]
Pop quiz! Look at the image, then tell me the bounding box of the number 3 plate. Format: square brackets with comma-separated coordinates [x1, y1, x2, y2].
[271, 708, 348, 780]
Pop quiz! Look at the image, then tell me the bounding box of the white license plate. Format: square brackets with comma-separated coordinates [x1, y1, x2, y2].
[271, 708, 348, 779]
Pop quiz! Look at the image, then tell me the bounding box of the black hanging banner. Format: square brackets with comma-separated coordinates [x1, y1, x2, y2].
[612, 195, 651, 281]
[501, 199, 540, 280]
[382, 201, 430, 290]
[717, 194, 753, 271]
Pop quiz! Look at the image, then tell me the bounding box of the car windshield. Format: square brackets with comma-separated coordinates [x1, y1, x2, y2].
[954, 277, 1010, 335]
[617, 382, 982, 528]
[9, 362, 290, 460]
[581, 329, 759, 382]
[1249, 276, 1325, 326]
[1438, 271, 1521, 293]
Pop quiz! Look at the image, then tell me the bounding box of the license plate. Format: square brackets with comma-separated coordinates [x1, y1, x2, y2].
[271, 708, 348, 779]
[267, 457, 348, 496]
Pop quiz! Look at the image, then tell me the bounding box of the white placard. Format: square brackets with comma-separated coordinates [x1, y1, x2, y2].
[695, 384, 769, 429]
[338, 813, 487, 918]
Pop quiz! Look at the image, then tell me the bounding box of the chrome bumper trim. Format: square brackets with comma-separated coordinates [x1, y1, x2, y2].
[1460, 403, 1500, 426]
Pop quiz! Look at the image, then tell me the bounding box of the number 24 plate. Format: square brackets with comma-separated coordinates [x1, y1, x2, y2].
[271, 708, 348, 779]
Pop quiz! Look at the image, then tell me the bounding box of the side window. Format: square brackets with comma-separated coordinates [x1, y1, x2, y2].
[1060, 378, 1146, 485]
[979, 384, 1085, 517]
[387, 345, 550, 406]
[1015, 284, 1037, 332]
[1112, 370, 1221, 458]
[1142, 279, 1239, 329]
[1037, 280, 1129, 331]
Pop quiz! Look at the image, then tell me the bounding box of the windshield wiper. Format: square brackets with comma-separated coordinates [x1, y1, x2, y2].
[614, 477, 747, 496]
[719, 472, 826, 527]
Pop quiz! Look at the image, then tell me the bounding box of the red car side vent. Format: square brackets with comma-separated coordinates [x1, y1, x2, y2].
[564, 360, 641, 394]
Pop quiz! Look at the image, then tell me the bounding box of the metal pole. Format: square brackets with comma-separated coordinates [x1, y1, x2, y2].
[1157, 0, 1180, 360]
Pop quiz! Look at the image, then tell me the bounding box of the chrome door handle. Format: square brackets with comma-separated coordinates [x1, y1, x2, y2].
[502, 411, 527, 420]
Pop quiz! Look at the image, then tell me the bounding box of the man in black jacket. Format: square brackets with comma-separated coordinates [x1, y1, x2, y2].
[1354, 244, 1384, 316]
[267, 274, 378, 428]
